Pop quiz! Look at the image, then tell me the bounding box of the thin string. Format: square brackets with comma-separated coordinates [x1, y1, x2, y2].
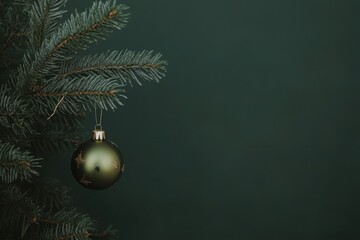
[94, 106, 103, 130]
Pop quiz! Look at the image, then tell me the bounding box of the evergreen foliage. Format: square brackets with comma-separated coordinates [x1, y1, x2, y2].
[0, 0, 167, 239]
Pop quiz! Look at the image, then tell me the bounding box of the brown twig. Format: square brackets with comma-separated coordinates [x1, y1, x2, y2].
[0, 160, 30, 168]
[34, 89, 120, 97]
[0, 111, 27, 117]
[61, 63, 161, 78]
[47, 95, 65, 120]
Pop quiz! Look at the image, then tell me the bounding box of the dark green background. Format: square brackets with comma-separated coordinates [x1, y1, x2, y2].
[45, 0, 360, 239]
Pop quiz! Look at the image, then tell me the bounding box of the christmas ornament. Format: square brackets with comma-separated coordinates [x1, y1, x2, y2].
[71, 109, 124, 189]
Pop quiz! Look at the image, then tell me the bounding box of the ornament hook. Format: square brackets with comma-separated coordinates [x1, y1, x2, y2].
[94, 106, 103, 130]
[93, 106, 105, 140]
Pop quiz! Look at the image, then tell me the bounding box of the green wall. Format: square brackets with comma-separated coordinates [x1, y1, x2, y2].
[45, 0, 360, 239]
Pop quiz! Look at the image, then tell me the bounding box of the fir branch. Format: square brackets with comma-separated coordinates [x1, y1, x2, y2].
[0, 94, 34, 136]
[34, 215, 118, 240]
[29, 111, 86, 154]
[34, 209, 96, 240]
[44, 111, 86, 129]
[0, 185, 42, 238]
[35, 89, 120, 97]
[28, 0, 67, 48]
[17, 0, 129, 86]
[0, 182, 115, 239]
[0, 1, 30, 51]
[0, 143, 41, 183]
[0, 185, 106, 239]
[30, 129, 83, 154]
[30, 75, 126, 116]
[58, 50, 167, 86]
[22, 178, 73, 213]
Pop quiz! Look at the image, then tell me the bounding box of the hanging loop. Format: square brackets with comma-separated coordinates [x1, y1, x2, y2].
[94, 106, 103, 130]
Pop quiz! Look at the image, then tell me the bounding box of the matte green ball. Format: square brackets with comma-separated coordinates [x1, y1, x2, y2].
[71, 139, 124, 190]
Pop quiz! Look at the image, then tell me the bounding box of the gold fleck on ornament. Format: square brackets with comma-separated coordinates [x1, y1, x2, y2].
[75, 151, 85, 168]
[80, 174, 92, 186]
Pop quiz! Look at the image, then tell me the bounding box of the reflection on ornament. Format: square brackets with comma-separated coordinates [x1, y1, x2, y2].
[112, 159, 118, 169]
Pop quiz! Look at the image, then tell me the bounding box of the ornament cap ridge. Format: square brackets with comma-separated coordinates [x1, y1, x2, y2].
[93, 130, 105, 141]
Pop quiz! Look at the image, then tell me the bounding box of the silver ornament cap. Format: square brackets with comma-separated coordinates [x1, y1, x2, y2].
[93, 130, 105, 141]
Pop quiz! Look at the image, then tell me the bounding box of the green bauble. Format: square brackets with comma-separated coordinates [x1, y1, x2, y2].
[71, 130, 124, 190]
